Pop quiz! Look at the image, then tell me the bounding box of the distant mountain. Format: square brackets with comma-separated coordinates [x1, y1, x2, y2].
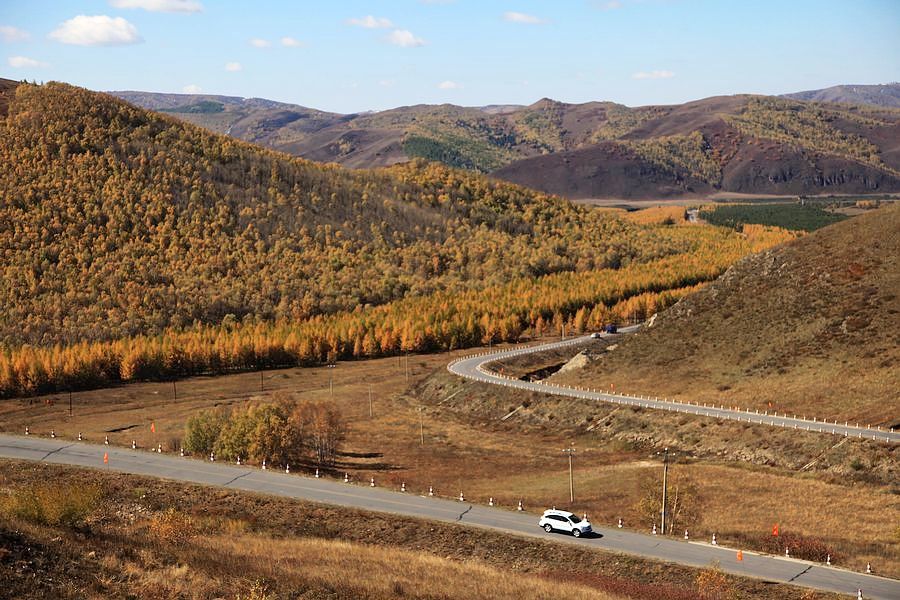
[114, 89, 900, 199]
[783, 83, 900, 108]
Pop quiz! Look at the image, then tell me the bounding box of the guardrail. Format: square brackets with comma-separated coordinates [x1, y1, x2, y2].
[447, 335, 898, 444]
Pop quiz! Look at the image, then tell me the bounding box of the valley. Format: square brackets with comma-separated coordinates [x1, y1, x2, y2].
[1, 17, 898, 596]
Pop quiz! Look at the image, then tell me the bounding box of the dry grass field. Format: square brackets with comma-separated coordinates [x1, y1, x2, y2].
[556, 204, 900, 425]
[1, 343, 897, 578]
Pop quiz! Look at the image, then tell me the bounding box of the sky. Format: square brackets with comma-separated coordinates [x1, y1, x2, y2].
[1, 0, 899, 114]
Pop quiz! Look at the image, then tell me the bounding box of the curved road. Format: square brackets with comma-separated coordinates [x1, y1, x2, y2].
[448, 328, 899, 444]
[0, 434, 896, 598]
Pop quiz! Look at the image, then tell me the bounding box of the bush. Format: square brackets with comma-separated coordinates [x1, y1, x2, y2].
[184, 409, 228, 455]
[145, 508, 197, 546]
[1, 482, 101, 528]
[749, 530, 840, 563]
[695, 562, 735, 600]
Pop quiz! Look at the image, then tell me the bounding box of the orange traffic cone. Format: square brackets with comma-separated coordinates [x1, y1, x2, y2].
[736, 550, 743, 561]
[103, 452, 108, 465]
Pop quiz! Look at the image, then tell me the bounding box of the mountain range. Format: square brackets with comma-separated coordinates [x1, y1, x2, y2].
[782, 82, 900, 108]
[113, 83, 900, 200]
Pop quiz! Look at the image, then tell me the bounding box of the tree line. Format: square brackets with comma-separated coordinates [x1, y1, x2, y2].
[0, 222, 795, 398]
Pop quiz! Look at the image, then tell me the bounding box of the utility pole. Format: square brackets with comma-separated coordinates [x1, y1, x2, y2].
[659, 447, 670, 535]
[173, 380, 177, 403]
[368, 384, 373, 418]
[418, 406, 425, 445]
[562, 447, 576, 503]
[69, 390, 73, 417]
[405, 352, 409, 382]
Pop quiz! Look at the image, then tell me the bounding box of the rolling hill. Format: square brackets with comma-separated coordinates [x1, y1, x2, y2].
[0, 79, 752, 349]
[783, 82, 900, 108]
[0, 78, 802, 399]
[554, 203, 900, 422]
[114, 88, 900, 200]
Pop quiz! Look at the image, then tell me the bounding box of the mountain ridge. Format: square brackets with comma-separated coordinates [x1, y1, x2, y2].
[112, 86, 900, 200]
[782, 82, 900, 108]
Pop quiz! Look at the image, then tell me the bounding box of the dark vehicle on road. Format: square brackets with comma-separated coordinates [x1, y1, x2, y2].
[604, 324, 618, 334]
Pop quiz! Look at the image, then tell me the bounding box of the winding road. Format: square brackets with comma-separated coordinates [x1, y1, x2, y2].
[0, 433, 897, 598]
[448, 328, 899, 444]
[0, 331, 896, 598]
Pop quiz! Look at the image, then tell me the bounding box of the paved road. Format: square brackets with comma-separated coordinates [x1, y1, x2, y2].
[447, 329, 899, 444]
[0, 434, 896, 598]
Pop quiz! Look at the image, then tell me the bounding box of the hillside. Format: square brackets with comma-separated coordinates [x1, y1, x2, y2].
[116, 89, 900, 199]
[784, 83, 900, 108]
[0, 82, 628, 346]
[1, 80, 773, 351]
[0, 80, 804, 399]
[555, 203, 900, 422]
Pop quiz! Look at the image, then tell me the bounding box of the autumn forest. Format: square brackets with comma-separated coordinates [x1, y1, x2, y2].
[0, 82, 795, 398]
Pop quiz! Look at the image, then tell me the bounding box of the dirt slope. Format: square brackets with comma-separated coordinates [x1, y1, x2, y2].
[556, 204, 900, 423]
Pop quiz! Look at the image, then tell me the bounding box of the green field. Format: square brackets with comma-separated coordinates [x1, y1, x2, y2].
[700, 203, 847, 232]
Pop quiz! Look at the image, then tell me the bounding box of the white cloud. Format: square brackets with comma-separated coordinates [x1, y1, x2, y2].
[503, 11, 545, 24]
[109, 0, 202, 13]
[281, 36, 305, 47]
[8, 55, 49, 68]
[224, 61, 242, 72]
[347, 15, 393, 29]
[598, 1, 622, 9]
[49, 15, 142, 46]
[0, 25, 30, 43]
[250, 38, 270, 48]
[379, 79, 395, 87]
[438, 80, 461, 90]
[386, 29, 424, 47]
[182, 84, 202, 93]
[632, 70, 675, 79]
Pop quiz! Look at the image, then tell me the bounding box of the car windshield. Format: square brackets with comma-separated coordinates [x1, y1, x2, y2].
[568, 515, 581, 523]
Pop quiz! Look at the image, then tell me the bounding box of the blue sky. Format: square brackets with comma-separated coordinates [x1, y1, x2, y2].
[2, 0, 899, 113]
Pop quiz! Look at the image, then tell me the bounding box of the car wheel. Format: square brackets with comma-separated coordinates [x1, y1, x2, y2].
[572, 528, 581, 538]
[543, 524, 553, 533]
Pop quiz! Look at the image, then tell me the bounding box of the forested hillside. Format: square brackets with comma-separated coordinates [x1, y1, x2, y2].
[0, 81, 798, 397]
[1, 81, 691, 346]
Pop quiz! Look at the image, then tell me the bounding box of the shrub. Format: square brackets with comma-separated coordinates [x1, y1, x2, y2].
[184, 409, 228, 455]
[738, 529, 840, 563]
[754, 530, 840, 563]
[695, 562, 735, 600]
[146, 508, 197, 546]
[1, 482, 101, 528]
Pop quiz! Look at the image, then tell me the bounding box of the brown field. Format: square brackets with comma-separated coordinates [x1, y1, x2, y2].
[1, 343, 897, 578]
[0, 460, 843, 600]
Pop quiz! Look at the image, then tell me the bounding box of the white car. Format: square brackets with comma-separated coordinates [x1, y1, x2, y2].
[538, 509, 592, 537]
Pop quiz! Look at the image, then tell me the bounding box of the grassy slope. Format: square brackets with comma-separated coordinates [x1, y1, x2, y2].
[0, 460, 843, 600]
[556, 203, 900, 423]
